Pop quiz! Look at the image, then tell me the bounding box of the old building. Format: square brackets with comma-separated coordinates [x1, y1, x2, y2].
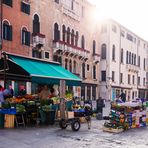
[31, 0, 100, 100]
[0, 0, 100, 100]
[98, 19, 148, 101]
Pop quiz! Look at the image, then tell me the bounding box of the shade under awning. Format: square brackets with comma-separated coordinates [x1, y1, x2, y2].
[8, 55, 81, 86]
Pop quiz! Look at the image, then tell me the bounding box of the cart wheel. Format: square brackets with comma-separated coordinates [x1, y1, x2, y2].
[59, 119, 67, 129]
[71, 120, 80, 131]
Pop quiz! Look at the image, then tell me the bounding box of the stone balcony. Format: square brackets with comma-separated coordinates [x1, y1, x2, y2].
[32, 33, 46, 48]
[126, 64, 139, 73]
[93, 53, 100, 64]
[53, 40, 90, 60]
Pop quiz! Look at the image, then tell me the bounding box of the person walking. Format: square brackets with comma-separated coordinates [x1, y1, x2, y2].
[0, 85, 4, 103]
[119, 90, 126, 102]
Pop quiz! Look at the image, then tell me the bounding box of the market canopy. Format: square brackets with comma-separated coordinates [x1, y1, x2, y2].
[5, 54, 81, 86]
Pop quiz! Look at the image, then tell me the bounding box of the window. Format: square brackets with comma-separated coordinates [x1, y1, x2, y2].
[75, 31, 79, 46]
[71, 29, 74, 45]
[129, 52, 131, 64]
[87, 64, 89, 71]
[134, 54, 136, 65]
[62, 25, 66, 42]
[101, 71, 106, 81]
[21, 27, 30, 46]
[54, 23, 60, 41]
[120, 73, 123, 84]
[121, 48, 123, 63]
[93, 40, 96, 55]
[54, 0, 59, 3]
[132, 75, 135, 85]
[138, 56, 140, 67]
[121, 30, 125, 37]
[87, 85, 91, 100]
[112, 71, 115, 82]
[112, 45, 115, 61]
[21, 2, 30, 15]
[33, 14, 40, 34]
[73, 61, 77, 73]
[44, 52, 49, 59]
[131, 53, 134, 64]
[112, 24, 117, 32]
[143, 78, 145, 86]
[67, 27, 70, 44]
[93, 65, 96, 79]
[126, 51, 128, 64]
[101, 44, 106, 59]
[92, 86, 96, 100]
[126, 33, 133, 42]
[3, 21, 12, 41]
[3, 0, 12, 7]
[69, 60, 72, 72]
[65, 59, 68, 70]
[144, 58, 146, 70]
[128, 74, 131, 84]
[82, 63, 86, 79]
[81, 35, 85, 49]
[138, 76, 140, 85]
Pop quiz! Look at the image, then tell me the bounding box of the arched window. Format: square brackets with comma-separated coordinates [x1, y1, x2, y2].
[22, 27, 30, 46]
[67, 27, 70, 44]
[93, 65, 96, 79]
[81, 35, 85, 49]
[65, 59, 68, 70]
[3, 20, 12, 41]
[69, 59, 72, 72]
[33, 14, 40, 34]
[101, 44, 106, 59]
[82, 63, 85, 78]
[126, 51, 128, 64]
[120, 48, 123, 63]
[93, 40, 96, 55]
[129, 52, 131, 64]
[73, 60, 77, 73]
[54, 23, 60, 41]
[112, 44, 115, 60]
[71, 29, 74, 45]
[62, 25, 66, 42]
[75, 31, 79, 46]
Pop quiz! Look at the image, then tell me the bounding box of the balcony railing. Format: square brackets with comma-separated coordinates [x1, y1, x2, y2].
[53, 40, 90, 60]
[126, 64, 139, 73]
[93, 53, 100, 63]
[32, 33, 46, 47]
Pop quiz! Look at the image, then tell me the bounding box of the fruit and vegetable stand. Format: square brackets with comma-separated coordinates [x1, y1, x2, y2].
[103, 100, 148, 133]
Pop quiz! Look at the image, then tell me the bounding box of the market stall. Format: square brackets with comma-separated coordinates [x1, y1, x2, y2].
[0, 53, 82, 128]
[103, 100, 148, 133]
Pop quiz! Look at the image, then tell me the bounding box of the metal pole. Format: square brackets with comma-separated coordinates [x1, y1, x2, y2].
[0, 0, 3, 50]
[3, 52, 6, 88]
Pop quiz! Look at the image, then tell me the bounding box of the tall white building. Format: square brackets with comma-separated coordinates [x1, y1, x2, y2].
[98, 19, 148, 101]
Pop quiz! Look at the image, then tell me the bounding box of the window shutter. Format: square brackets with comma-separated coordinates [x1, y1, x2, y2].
[26, 31, 30, 46]
[8, 25, 12, 41]
[27, 4, 30, 15]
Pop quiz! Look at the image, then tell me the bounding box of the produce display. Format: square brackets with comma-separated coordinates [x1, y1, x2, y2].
[65, 90, 73, 100]
[104, 100, 148, 133]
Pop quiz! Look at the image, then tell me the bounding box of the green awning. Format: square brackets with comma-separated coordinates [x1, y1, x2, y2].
[8, 55, 81, 86]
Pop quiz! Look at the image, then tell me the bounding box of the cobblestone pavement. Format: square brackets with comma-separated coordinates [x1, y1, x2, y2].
[0, 101, 148, 148]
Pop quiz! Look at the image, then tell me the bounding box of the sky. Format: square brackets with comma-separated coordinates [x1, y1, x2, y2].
[87, 0, 148, 41]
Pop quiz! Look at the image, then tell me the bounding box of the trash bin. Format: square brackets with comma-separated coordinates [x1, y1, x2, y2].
[0, 114, 4, 128]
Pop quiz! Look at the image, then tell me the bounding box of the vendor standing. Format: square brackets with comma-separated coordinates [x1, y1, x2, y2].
[38, 85, 50, 100]
[0, 85, 4, 103]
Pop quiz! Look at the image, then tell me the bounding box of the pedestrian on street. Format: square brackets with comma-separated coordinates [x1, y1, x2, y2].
[0, 85, 4, 103]
[119, 90, 126, 102]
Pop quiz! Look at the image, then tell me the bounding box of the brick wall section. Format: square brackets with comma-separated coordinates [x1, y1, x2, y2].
[2, 0, 31, 56]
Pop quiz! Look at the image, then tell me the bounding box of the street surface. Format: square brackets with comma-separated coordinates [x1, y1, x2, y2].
[0, 102, 148, 148]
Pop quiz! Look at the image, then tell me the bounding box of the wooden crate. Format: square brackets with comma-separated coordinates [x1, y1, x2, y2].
[79, 117, 87, 123]
[103, 127, 123, 133]
[4, 114, 15, 128]
[56, 111, 74, 119]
